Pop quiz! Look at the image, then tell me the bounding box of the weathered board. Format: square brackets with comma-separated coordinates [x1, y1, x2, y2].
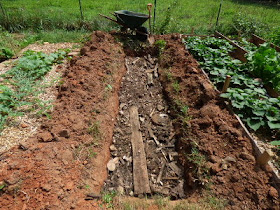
[215, 31, 248, 62]
[129, 106, 151, 195]
[250, 34, 280, 52]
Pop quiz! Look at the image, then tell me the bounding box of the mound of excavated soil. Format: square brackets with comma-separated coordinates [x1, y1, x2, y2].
[0, 31, 126, 209]
[158, 34, 279, 209]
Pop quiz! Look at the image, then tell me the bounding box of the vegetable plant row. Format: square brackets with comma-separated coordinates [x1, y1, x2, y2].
[184, 37, 280, 142]
[0, 50, 68, 131]
[232, 38, 280, 93]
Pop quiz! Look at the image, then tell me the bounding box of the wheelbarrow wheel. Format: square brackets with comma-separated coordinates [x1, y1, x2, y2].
[136, 26, 148, 41]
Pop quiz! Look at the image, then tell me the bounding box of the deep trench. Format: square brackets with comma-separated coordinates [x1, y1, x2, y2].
[104, 42, 188, 199]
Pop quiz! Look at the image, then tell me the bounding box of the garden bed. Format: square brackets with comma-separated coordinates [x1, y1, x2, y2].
[0, 31, 279, 209]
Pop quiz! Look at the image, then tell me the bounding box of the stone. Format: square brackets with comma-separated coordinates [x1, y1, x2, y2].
[268, 187, 278, 198]
[112, 157, 119, 164]
[209, 155, 221, 164]
[240, 152, 255, 162]
[21, 123, 29, 128]
[41, 184, 52, 192]
[123, 156, 132, 162]
[38, 132, 53, 142]
[210, 163, 221, 174]
[61, 150, 73, 165]
[157, 105, 164, 111]
[224, 156, 237, 163]
[4, 172, 21, 185]
[107, 159, 116, 171]
[109, 145, 117, 151]
[151, 113, 169, 125]
[65, 181, 74, 191]
[117, 186, 124, 195]
[80, 47, 87, 56]
[217, 176, 225, 183]
[58, 130, 70, 138]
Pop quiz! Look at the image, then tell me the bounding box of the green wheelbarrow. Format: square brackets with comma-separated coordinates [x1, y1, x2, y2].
[99, 5, 152, 41]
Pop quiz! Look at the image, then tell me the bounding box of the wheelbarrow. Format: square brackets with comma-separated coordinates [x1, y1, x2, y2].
[99, 5, 152, 41]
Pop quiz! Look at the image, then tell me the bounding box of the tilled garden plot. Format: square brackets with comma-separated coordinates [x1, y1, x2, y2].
[0, 32, 279, 209]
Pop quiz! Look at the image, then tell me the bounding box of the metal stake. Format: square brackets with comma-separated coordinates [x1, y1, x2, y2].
[215, 0, 223, 28]
[78, 0, 84, 21]
[153, 0, 157, 33]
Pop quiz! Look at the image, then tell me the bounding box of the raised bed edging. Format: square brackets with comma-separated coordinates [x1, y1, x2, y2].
[182, 35, 280, 191]
[250, 34, 280, 52]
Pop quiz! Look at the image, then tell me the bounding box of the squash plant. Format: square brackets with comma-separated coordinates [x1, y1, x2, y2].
[185, 37, 280, 133]
[245, 43, 280, 92]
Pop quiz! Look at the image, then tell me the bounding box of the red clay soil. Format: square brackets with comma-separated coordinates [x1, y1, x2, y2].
[158, 34, 280, 209]
[0, 31, 126, 209]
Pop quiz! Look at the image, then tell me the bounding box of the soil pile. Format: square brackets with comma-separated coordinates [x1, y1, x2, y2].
[0, 31, 126, 209]
[158, 34, 279, 209]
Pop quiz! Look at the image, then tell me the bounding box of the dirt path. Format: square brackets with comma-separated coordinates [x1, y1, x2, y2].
[0, 32, 279, 210]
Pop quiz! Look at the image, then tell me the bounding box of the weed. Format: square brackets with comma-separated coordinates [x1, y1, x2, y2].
[87, 147, 97, 158]
[270, 27, 280, 46]
[204, 195, 228, 209]
[88, 121, 101, 141]
[186, 142, 210, 186]
[172, 80, 180, 93]
[153, 195, 170, 209]
[158, 0, 179, 34]
[0, 183, 6, 191]
[102, 190, 117, 208]
[164, 68, 173, 82]
[155, 39, 167, 56]
[0, 47, 13, 61]
[74, 144, 97, 162]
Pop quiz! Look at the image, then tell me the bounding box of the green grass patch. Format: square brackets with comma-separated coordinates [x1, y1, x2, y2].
[0, 0, 279, 36]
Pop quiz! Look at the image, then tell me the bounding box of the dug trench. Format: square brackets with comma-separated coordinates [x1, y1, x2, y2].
[0, 31, 279, 209]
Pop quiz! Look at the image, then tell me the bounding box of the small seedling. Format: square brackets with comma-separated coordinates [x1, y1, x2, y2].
[102, 191, 117, 208]
[88, 121, 101, 141]
[153, 195, 170, 209]
[172, 80, 180, 93]
[155, 39, 167, 56]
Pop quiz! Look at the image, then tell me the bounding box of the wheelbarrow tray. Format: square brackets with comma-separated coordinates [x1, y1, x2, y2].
[114, 10, 149, 29]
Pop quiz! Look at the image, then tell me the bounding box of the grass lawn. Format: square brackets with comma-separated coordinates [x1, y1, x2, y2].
[0, 0, 279, 53]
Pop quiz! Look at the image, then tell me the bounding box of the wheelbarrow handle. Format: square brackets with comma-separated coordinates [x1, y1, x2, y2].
[99, 13, 128, 28]
[147, 3, 153, 17]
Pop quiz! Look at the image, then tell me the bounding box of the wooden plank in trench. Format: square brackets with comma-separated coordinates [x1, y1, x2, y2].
[129, 106, 151, 195]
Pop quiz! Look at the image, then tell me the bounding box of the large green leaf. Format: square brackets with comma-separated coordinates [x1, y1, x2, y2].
[271, 141, 280, 146]
[246, 118, 263, 131]
[267, 121, 280, 129]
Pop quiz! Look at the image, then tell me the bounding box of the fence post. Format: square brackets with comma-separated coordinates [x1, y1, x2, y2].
[78, 0, 84, 21]
[215, 0, 223, 28]
[153, 0, 157, 33]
